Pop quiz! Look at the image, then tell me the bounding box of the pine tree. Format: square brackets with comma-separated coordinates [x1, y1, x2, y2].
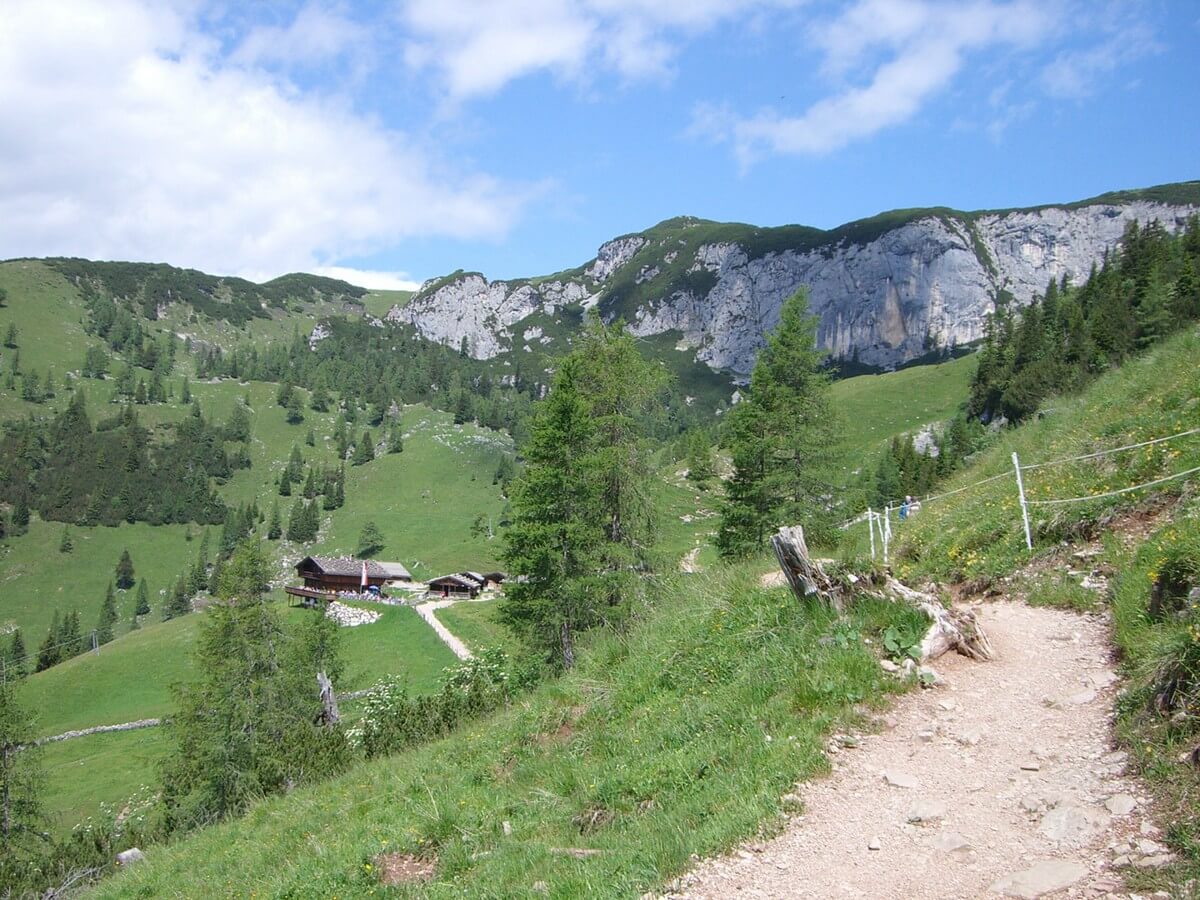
[357, 521, 385, 558]
[387, 423, 404, 453]
[35, 612, 61, 672]
[267, 501, 282, 540]
[58, 526, 72, 554]
[3, 323, 17, 348]
[135, 578, 150, 618]
[284, 392, 305, 425]
[208, 556, 224, 595]
[180, 376, 191, 404]
[6, 629, 26, 679]
[717, 289, 838, 557]
[115, 549, 136, 589]
[305, 428, 316, 447]
[350, 430, 375, 466]
[61, 611, 83, 658]
[96, 582, 117, 645]
[684, 430, 716, 486]
[163, 575, 191, 620]
[500, 358, 605, 669]
[303, 467, 318, 499]
[160, 540, 347, 832]
[0, 676, 45, 846]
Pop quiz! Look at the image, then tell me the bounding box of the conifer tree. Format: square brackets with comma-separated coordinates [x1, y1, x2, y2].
[3, 323, 17, 348]
[7, 630, 27, 679]
[164, 575, 191, 620]
[180, 376, 191, 404]
[717, 288, 837, 558]
[350, 430, 375, 466]
[267, 501, 282, 540]
[61, 611, 83, 658]
[303, 467, 318, 499]
[357, 521, 385, 558]
[96, 582, 117, 645]
[0, 676, 45, 847]
[35, 612, 61, 672]
[135, 578, 150, 617]
[161, 539, 347, 832]
[58, 526, 72, 554]
[115, 549, 136, 589]
[10, 499, 29, 536]
[388, 423, 404, 453]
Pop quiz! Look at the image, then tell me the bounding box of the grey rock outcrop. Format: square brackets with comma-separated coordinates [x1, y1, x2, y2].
[391, 188, 1197, 376]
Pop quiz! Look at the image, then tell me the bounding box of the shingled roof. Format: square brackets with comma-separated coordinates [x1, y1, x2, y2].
[299, 556, 411, 580]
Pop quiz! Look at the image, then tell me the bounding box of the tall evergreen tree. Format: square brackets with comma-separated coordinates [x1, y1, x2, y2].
[501, 359, 604, 669]
[62, 611, 83, 657]
[267, 501, 282, 540]
[115, 549, 136, 589]
[160, 540, 347, 832]
[350, 430, 375, 466]
[135, 578, 150, 618]
[35, 612, 61, 672]
[58, 526, 72, 554]
[717, 288, 838, 557]
[0, 676, 44, 849]
[357, 521, 385, 558]
[96, 582, 117, 645]
[5, 630, 26, 680]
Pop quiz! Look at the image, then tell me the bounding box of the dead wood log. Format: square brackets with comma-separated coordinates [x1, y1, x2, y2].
[317, 671, 340, 726]
[770, 525, 845, 612]
[771, 526, 993, 663]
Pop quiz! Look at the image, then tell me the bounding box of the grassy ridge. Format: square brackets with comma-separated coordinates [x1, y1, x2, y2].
[861, 329, 1200, 582]
[92, 567, 920, 899]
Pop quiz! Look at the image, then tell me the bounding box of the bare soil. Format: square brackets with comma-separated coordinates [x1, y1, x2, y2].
[675, 601, 1167, 900]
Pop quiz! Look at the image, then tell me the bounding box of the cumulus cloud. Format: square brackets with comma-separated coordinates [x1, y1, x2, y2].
[0, 0, 530, 279]
[699, 0, 1059, 164]
[311, 267, 422, 291]
[398, 0, 801, 99]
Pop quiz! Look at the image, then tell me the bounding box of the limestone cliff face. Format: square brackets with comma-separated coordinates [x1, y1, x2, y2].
[391, 189, 1197, 375]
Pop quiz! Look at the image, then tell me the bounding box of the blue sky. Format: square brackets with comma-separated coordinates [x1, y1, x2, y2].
[1, 0, 1196, 289]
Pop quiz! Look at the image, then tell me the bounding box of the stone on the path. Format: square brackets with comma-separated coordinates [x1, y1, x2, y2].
[1137, 838, 1167, 856]
[1086, 671, 1118, 689]
[883, 770, 917, 789]
[1019, 760, 1041, 772]
[116, 848, 145, 866]
[906, 799, 947, 824]
[929, 832, 972, 853]
[954, 726, 983, 747]
[1105, 794, 1136, 815]
[1038, 805, 1105, 846]
[879, 659, 901, 673]
[1066, 688, 1097, 705]
[989, 860, 1088, 898]
[867, 837, 881, 851]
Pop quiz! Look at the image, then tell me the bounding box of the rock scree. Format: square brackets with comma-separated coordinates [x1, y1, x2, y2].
[673, 601, 1166, 899]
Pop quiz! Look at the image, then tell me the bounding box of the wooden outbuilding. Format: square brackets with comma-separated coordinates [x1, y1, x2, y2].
[427, 573, 483, 599]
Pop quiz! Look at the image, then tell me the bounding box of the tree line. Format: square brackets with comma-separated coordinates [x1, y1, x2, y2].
[970, 216, 1200, 423]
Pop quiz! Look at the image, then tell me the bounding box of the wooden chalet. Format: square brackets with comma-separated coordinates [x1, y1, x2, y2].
[426, 570, 506, 599]
[287, 556, 412, 604]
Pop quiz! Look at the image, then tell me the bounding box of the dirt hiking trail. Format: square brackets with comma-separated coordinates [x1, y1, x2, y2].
[676, 601, 1172, 900]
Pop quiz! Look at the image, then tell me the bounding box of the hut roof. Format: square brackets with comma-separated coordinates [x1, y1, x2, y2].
[427, 573, 479, 589]
[297, 556, 410, 580]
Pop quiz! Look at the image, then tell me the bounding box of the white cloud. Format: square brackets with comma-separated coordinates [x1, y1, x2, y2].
[0, 0, 530, 279]
[231, 2, 370, 69]
[311, 267, 422, 291]
[1041, 22, 1159, 99]
[398, 0, 801, 99]
[695, 0, 1061, 162]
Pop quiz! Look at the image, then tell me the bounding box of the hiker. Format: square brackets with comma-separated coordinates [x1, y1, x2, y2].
[899, 496, 911, 520]
[909, 497, 922, 517]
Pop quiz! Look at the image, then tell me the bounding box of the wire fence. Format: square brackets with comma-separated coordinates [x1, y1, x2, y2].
[842, 425, 1200, 561]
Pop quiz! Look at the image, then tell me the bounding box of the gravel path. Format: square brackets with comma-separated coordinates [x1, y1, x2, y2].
[415, 599, 474, 660]
[676, 601, 1169, 900]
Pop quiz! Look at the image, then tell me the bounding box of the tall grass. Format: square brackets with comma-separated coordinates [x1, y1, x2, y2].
[92, 565, 921, 898]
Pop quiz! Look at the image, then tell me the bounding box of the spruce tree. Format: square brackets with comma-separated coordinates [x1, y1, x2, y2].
[180, 377, 191, 404]
[160, 539, 347, 832]
[10, 498, 29, 536]
[135, 578, 150, 618]
[96, 582, 117, 645]
[717, 288, 837, 557]
[7, 630, 27, 679]
[267, 501, 282, 540]
[3, 323, 17, 348]
[115, 549, 136, 589]
[350, 430, 375, 466]
[357, 521, 385, 558]
[500, 358, 604, 669]
[0, 676, 45, 847]
[163, 575, 191, 620]
[61, 611, 83, 658]
[388, 423, 404, 453]
[58, 526, 72, 554]
[35, 612, 61, 672]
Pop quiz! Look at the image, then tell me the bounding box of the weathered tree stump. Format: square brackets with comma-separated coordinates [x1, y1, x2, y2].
[771, 525, 993, 663]
[317, 671, 340, 726]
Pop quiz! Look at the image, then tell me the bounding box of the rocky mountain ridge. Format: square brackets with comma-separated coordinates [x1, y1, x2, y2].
[390, 182, 1200, 376]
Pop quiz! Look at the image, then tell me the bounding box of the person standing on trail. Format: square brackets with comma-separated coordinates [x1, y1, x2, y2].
[909, 497, 921, 517]
[899, 496, 911, 520]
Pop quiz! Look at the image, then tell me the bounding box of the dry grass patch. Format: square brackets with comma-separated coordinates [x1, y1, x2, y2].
[374, 852, 437, 886]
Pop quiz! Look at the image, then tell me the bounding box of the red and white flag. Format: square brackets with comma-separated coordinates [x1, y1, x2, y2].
[361, 561, 368, 589]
